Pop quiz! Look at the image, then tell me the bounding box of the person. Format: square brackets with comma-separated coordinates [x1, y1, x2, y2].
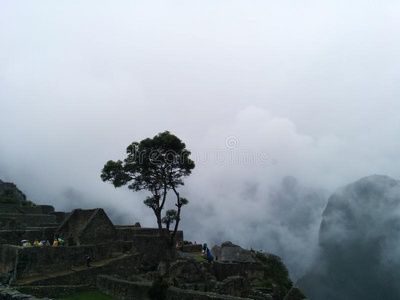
[203, 243, 207, 254]
[6, 270, 14, 285]
[38, 240, 44, 246]
[206, 248, 214, 263]
[52, 239, 59, 247]
[176, 241, 183, 250]
[85, 253, 92, 268]
[25, 241, 31, 247]
[33, 239, 39, 246]
[45, 240, 50, 246]
[58, 238, 64, 246]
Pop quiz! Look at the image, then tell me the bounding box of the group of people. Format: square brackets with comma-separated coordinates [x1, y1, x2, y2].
[21, 237, 65, 247]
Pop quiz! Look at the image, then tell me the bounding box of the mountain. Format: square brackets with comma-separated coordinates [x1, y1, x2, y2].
[298, 175, 400, 300]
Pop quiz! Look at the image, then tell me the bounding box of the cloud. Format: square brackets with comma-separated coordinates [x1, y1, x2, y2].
[2, 0, 400, 282]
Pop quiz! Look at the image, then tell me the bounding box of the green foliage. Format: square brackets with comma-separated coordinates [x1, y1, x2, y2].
[21, 199, 36, 206]
[162, 198, 188, 229]
[148, 276, 169, 300]
[194, 255, 208, 263]
[58, 290, 114, 300]
[101, 131, 195, 194]
[162, 209, 178, 228]
[253, 278, 275, 288]
[254, 252, 293, 298]
[0, 182, 35, 206]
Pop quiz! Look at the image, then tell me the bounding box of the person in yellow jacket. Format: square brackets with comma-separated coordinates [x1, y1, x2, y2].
[33, 239, 39, 246]
[52, 239, 59, 247]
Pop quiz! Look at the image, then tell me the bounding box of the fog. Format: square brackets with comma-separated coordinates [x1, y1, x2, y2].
[1, 0, 400, 281]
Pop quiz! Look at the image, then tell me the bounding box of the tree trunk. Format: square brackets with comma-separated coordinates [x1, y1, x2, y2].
[155, 208, 172, 277]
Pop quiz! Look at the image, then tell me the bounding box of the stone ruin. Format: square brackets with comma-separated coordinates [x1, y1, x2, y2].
[0, 204, 306, 300]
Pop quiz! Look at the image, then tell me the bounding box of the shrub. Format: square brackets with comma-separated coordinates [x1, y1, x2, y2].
[148, 276, 169, 300]
[254, 252, 293, 298]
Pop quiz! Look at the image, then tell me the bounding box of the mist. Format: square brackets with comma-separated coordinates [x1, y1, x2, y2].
[1, 0, 400, 282]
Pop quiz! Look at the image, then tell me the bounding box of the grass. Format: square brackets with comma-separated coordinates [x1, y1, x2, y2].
[58, 290, 115, 300]
[194, 254, 208, 263]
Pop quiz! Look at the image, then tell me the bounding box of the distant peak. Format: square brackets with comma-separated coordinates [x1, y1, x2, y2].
[359, 174, 397, 180]
[350, 174, 399, 186]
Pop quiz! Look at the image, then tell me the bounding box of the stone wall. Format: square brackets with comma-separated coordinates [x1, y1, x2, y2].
[97, 275, 254, 300]
[53, 212, 68, 224]
[0, 215, 57, 229]
[128, 235, 169, 264]
[167, 287, 253, 300]
[97, 275, 151, 300]
[0, 243, 114, 280]
[113, 241, 134, 253]
[0, 205, 55, 215]
[182, 244, 203, 253]
[0, 219, 21, 231]
[37, 206, 55, 215]
[56, 209, 95, 245]
[23, 253, 140, 287]
[79, 209, 117, 245]
[0, 205, 59, 231]
[0, 205, 37, 215]
[116, 227, 184, 242]
[212, 261, 264, 281]
[0, 245, 17, 274]
[16, 285, 91, 299]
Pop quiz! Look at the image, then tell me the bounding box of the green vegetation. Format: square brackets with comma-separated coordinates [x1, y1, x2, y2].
[58, 290, 114, 300]
[253, 252, 293, 298]
[194, 254, 208, 263]
[0, 181, 35, 206]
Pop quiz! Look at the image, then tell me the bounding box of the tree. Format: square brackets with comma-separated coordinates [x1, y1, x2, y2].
[101, 131, 195, 268]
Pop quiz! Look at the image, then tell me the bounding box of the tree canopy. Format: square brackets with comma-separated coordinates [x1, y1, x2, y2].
[101, 131, 195, 249]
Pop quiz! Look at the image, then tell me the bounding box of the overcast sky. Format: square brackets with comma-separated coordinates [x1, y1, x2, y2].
[1, 0, 400, 280]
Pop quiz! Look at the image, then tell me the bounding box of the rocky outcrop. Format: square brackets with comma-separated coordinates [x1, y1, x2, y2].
[298, 175, 400, 300]
[0, 286, 49, 300]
